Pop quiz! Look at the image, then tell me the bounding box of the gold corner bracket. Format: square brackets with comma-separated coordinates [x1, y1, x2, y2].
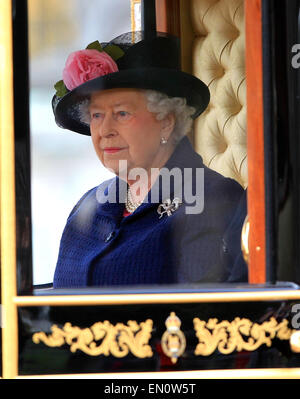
[32, 319, 153, 359]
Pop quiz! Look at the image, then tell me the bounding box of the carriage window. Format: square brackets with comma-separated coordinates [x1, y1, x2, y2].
[26, 0, 251, 290]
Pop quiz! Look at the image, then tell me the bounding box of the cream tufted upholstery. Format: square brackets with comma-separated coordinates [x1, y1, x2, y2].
[190, 0, 247, 188]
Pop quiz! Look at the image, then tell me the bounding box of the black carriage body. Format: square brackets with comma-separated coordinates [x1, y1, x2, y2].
[1, 0, 300, 379]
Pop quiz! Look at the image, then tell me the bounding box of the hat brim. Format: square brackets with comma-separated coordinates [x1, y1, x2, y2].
[53, 67, 210, 135]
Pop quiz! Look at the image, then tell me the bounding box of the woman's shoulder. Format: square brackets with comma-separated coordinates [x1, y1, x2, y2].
[182, 158, 246, 228]
[67, 177, 115, 220]
[177, 137, 244, 201]
[202, 164, 244, 202]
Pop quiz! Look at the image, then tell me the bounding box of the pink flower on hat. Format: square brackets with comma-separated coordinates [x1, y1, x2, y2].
[62, 49, 118, 91]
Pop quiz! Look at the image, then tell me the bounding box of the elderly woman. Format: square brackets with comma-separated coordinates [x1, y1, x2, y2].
[52, 32, 246, 287]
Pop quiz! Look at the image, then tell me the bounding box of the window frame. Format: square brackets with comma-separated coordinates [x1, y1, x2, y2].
[1, 0, 300, 378]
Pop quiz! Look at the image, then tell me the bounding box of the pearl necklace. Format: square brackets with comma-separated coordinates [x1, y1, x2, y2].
[125, 186, 143, 213]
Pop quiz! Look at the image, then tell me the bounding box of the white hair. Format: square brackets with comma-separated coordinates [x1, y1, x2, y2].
[78, 89, 196, 142]
[144, 90, 195, 142]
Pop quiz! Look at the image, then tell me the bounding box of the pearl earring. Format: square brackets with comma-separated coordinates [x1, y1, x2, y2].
[160, 137, 168, 145]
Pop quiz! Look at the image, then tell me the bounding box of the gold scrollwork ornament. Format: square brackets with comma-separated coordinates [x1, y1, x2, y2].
[161, 312, 186, 364]
[193, 316, 294, 356]
[32, 319, 153, 359]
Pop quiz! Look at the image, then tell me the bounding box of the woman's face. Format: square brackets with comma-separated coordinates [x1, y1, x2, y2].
[89, 88, 175, 178]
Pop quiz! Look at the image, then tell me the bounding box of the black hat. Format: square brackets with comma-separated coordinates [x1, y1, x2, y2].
[52, 32, 210, 135]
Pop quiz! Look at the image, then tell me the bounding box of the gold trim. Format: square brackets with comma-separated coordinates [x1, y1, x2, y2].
[241, 215, 250, 264]
[194, 317, 294, 356]
[0, 0, 18, 379]
[14, 368, 300, 379]
[32, 319, 153, 358]
[290, 331, 300, 353]
[161, 312, 186, 364]
[130, 0, 141, 41]
[13, 289, 300, 307]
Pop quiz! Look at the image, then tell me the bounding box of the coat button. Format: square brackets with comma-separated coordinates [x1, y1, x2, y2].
[222, 239, 228, 253]
[105, 232, 114, 242]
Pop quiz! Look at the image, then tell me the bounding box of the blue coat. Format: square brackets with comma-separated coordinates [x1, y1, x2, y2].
[53, 137, 246, 287]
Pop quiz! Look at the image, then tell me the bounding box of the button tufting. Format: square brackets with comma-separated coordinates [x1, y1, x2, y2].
[218, 66, 226, 77]
[191, 0, 247, 188]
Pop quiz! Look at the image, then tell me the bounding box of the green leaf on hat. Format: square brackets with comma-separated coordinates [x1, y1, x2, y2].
[54, 80, 68, 98]
[86, 40, 103, 52]
[103, 44, 125, 60]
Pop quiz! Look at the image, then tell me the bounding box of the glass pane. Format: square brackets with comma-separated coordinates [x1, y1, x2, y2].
[28, 0, 132, 285]
[28, 0, 250, 290]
